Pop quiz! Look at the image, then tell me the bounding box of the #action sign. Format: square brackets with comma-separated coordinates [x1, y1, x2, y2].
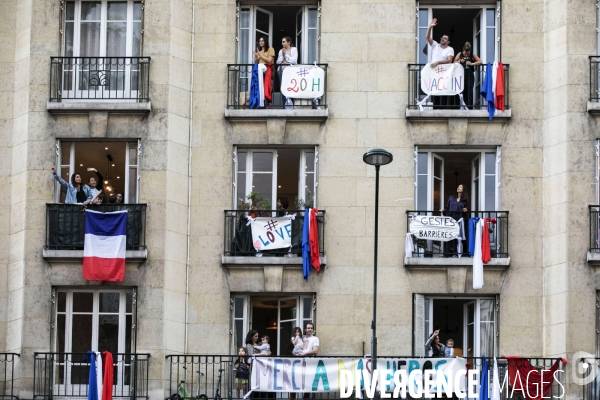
[281, 65, 325, 99]
[409, 215, 460, 241]
[420, 63, 464, 96]
[250, 357, 468, 396]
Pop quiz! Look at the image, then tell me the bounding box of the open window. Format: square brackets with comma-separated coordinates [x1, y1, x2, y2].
[55, 140, 141, 204]
[231, 294, 315, 355]
[238, 3, 320, 65]
[233, 147, 318, 209]
[413, 294, 498, 357]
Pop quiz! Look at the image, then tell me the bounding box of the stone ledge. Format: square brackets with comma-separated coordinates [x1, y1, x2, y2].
[222, 255, 327, 267]
[43, 249, 148, 263]
[587, 101, 600, 114]
[405, 109, 511, 121]
[224, 108, 328, 122]
[47, 101, 152, 114]
[587, 251, 600, 265]
[404, 256, 510, 270]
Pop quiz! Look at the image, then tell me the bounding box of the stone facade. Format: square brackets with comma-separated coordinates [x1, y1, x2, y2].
[0, 0, 597, 399]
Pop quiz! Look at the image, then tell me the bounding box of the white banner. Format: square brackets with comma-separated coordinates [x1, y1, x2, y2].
[409, 215, 460, 242]
[281, 65, 325, 99]
[250, 217, 293, 250]
[250, 357, 467, 395]
[420, 63, 464, 96]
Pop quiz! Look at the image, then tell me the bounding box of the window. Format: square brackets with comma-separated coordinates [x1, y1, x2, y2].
[233, 147, 318, 209]
[231, 294, 315, 355]
[414, 148, 501, 212]
[55, 140, 141, 203]
[238, 4, 319, 65]
[413, 295, 498, 357]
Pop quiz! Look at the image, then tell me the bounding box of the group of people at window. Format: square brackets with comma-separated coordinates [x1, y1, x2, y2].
[51, 166, 124, 205]
[252, 36, 297, 109]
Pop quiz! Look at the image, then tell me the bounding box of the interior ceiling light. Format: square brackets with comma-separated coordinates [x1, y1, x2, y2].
[105, 147, 108, 150]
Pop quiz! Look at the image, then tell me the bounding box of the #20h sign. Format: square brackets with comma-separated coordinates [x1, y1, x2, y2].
[281, 65, 325, 99]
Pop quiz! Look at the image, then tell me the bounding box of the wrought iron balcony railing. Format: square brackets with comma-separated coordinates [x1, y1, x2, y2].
[0, 353, 20, 400]
[45, 204, 147, 251]
[223, 209, 325, 257]
[226, 64, 328, 109]
[590, 56, 600, 102]
[33, 353, 150, 400]
[589, 205, 600, 252]
[49, 57, 151, 102]
[165, 355, 564, 400]
[406, 210, 509, 258]
[407, 63, 510, 110]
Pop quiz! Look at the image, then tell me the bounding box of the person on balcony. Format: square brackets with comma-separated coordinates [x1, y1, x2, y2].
[425, 18, 454, 109]
[277, 37, 298, 109]
[454, 42, 482, 109]
[254, 37, 275, 109]
[51, 166, 93, 204]
[440, 184, 469, 257]
[116, 192, 124, 204]
[86, 167, 104, 198]
[425, 329, 448, 357]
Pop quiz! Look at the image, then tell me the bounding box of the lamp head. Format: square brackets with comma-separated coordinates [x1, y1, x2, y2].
[363, 148, 393, 166]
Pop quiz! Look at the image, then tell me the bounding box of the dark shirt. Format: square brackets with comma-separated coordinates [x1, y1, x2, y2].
[76, 187, 88, 203]
[444, 196, 467, 219]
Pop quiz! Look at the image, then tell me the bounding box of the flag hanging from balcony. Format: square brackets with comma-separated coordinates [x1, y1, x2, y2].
[83, 210, 127, 281]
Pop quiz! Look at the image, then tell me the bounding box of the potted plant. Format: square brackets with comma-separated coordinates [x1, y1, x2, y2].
[246, 192, 271, 217]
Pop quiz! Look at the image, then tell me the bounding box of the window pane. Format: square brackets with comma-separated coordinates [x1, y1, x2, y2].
[280, 299, 297, 321]
[486, 9, 495, 26]
[73, 292, 93, 312]
[240, 9, 250, 28]
[71, 314, 93, 352]
[128, 167, 137, 202]
[133, 2, 142, 20]
[234, 298, 244, 318]
[126, 314, 132, 353]
[485, 176, 496, 210]
[307, 9, 318, 28]
[418, 28, 428, 64]
[485, 153, 496, 174]
[58, 291, 66, 312]
[305, 152, 315, 172]
[107, 22, 127, 56]
[107, 2, 127, 20]
[57, 314, 66, 354]
[305, 174, 314, 206]
[65, 22, 74, 57]
[417, 175, 427, 210]
[126, 292, 133, 313]
[480, 300, 495, 356]
[129, 142, 138, 165]
[98, 315, 120, 354]
[486, 27, 495, 62]
[296, 12, 303, 34]
[237, 172, 246, 205]
[417, 153, 427, 174]
[132, 22, 141, 57]
[252, 174, 272, 205]
[238, 152, 247, 172]
[253, 152, 273, 172]
[256, 10, 270, 34]
[80, 22, 101, 56]
[307, 29, 317, 63]
[66, 1, 75, 20]
[235, 320, 244, 349]
[81, 1, 101, 20]
[419, 9, 428, 25]
[100, 292, 120, 313]
[303, 297, 312, 319]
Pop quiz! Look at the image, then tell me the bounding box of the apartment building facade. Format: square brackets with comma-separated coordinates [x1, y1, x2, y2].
[0, 0, 597, 398]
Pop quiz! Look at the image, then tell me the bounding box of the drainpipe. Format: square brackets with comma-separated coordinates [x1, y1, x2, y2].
[184, 0, 196, 355]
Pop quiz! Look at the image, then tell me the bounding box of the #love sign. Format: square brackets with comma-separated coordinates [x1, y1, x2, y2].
[281, 65, 325, 99]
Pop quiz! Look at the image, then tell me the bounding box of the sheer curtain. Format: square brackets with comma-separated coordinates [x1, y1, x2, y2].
[479, 299, 495, 357]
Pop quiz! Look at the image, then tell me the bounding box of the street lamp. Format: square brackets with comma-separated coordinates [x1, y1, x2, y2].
[363, 148, 393, 400]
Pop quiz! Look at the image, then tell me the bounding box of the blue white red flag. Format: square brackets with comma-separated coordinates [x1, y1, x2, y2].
[83, 210, 127, 281]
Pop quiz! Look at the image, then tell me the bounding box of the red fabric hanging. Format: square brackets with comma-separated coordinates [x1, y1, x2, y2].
[495, 62, 505, 111]
[264, 64, 273, 102]
[102, 351, 114, 400]
[309, 208, 321, 271]
[481, 218, 497, 264]
[504, 357, 566, 400]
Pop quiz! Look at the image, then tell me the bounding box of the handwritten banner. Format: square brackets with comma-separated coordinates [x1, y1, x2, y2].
[251, 217, 293, 250]
[250, 357, 467, 394]
[281, 65, 325, 99]
[420, 63, 464, 96]
[409, 216, 460, 242]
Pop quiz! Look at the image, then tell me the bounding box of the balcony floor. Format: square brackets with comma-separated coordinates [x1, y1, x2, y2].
[405, 256, 510, 269]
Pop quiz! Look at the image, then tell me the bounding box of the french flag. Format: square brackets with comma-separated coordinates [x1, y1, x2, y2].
[83, 210, 127, 281]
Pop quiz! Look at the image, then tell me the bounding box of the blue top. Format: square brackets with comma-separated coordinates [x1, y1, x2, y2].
[52, 171, 92, 204]
[444, 195, 467, 214]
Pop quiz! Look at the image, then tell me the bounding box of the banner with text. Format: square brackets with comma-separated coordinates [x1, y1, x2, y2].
[409, 216, 460, 242]
[420, 63, 464, 96]
[251, 217, 293, 250]
[250, 357, 467, 394]
[281, 65, 325, 99]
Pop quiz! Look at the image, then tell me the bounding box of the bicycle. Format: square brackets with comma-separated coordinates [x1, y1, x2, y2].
[170, 370, 208, 400]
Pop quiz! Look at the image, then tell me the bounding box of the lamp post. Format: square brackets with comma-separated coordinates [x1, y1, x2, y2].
[362, 149, 393, 400]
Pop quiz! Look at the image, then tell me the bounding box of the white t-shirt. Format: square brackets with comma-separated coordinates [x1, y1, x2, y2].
[431, 41, 454, 63]
[303, 335, 320, 354]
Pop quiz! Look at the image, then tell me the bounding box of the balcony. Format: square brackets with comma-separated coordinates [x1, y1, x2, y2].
[33, 353, 149, 400]
[222, 210, 326, 267]
[224, 64, 328, 122]
[43, 204, 147, 263]
[588, 57, 600, 114]
[405, 210, 510, 269]
[47, 56, 151, 115]
[406, 63, 511, 123]
[0, 353, 20, 400]
[587, 205, 600, 264]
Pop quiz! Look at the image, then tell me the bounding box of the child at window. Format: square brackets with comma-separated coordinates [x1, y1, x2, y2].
[444, 339, 455, 357]
[254, 335, 270, 354]
[291, 327, 305, 355]
[234, 347, 250, 399]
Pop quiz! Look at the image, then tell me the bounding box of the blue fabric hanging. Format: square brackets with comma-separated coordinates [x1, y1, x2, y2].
[479, 355, 489, 400]
[86, 351, 98, 400]
[302, 209, 311, 281]
[249, 64, 260, 109]
[480, 63, 495, 120]
[468, 217, 480, 256]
